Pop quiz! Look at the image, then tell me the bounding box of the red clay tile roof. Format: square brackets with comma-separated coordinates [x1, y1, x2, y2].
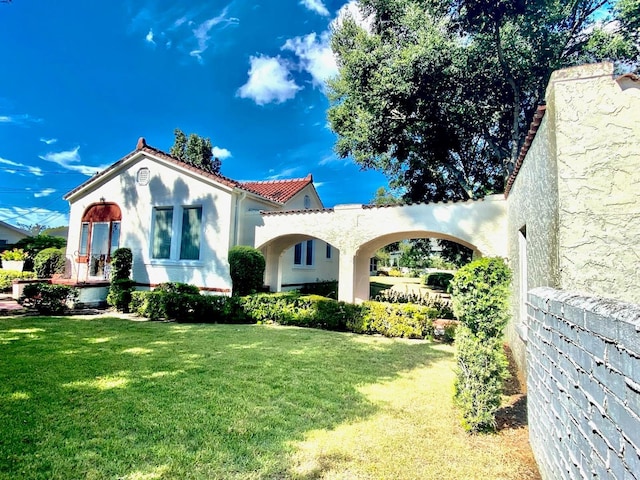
[239, 175, 314, 204]
[64, 138, 311, 205]
[504, 105, 547, 198]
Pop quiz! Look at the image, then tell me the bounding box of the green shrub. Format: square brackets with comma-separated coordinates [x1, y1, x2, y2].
[450, 257, 511, 433]
[228, 246, 265, 296]
[388, 268, 402, 277]
[18, 283, 78, 315]
[453, 326, 509, 432]
[107, 248, 135, 312]
[130, 286, 241, 323]
[357, 301, 436, 339]
[299, 280, 338, 299]
[33, 248, 66, 278]
[374, 289, 454, 319]
[107, 279, 135, 312]
[450, 257, 511, 339]
[1, 248, 27, 261]
[110, 248, 132, 280]
[422, 272, 454, 291]
[0, 271, 36, 291]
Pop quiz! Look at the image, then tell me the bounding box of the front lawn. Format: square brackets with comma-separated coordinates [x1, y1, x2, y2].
[0, 317, 538, 479]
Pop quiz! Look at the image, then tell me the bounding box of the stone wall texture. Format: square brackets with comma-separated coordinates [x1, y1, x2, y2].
[527, 287, 640, 480]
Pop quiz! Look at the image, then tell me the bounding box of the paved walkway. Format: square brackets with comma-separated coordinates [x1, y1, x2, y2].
[0, 293, 26, 315]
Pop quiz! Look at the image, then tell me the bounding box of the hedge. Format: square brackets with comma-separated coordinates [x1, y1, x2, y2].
[0, 270, 36, 291]
[126, 284, 444, 340]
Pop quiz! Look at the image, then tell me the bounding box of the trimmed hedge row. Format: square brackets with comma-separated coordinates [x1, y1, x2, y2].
[0, 270, 36, 291]
[127, 284, 441, 339]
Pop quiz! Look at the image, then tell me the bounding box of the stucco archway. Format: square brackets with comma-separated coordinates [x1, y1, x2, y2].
[255, 195, 507, 303]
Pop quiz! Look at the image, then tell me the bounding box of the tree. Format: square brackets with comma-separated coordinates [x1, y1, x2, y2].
[328, 0, 639, 203]
[170, 128, 222, 174]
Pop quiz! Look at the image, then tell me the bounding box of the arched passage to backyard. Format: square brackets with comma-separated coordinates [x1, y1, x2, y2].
[255, 195, 507, 303]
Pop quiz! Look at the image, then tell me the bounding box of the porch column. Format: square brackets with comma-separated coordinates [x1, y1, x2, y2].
[353, 252, 371, 304]
[337, 250, 356, 303]
[263, 246, 283, 293]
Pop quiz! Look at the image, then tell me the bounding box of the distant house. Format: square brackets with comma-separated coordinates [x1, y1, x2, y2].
[0, 220, 30, 247]
[63, 138, 338, 294]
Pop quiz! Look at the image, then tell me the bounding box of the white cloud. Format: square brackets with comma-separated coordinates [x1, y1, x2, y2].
[189, 7, 239, 62]
[145, 28, 156, 45]
[0, 113, 43, 125]
[211, 146, 232, 159]
[332, 0, 373, 33]
[0, 157, 44, 176]
[40, 137, 57, 145]
[237, 55, 302, 105]
[300, 0, 329, 16]
[283, 32, 338, 87]
[34, 188, 56, 198]
[0, 206, 68, 227]
[266, 167, 301, 180]
[39, 146, 109, 176]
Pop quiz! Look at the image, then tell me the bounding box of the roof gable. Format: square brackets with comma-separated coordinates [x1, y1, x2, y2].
[63, 138, 313, 205]
[239, 175, 315, 204]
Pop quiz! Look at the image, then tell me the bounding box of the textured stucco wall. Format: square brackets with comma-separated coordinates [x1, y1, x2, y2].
[506, 113, 560, 370]
[527, 287, 640, 480]
[551, 63, 640, 303]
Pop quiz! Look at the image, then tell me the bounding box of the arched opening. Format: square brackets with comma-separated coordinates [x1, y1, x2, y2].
[354, 231, 477, 304]
[258, 233, 339, 296]
[78, 202, 122, 278]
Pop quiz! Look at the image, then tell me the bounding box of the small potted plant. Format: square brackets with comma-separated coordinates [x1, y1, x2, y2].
[1, 248, 27, 272]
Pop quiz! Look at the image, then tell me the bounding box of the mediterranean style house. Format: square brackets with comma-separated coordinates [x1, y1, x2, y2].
[63, 138, 338, 296]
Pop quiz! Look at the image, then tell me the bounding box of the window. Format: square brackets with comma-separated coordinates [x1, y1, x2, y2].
[78, 202, 122, 278]
[304, 195, 311, 209]
[180, 206, 202, 260]
[326, 243, 332, 259]
[152, 207, 173, 259]
[152, 205, 203, 261]
[293, 240, 314, 267]
[518, 225, 528, 331]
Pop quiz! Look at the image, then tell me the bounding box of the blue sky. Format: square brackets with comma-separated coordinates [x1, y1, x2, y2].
[0, 0, 387, 229]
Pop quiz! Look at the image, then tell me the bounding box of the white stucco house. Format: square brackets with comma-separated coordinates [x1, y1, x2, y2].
[0, 220, 30, 247]
[62, 138, 338, 297]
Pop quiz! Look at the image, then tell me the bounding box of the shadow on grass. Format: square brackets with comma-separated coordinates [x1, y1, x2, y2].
[0, 317, 451, 479]
[370, 281, 390, 298]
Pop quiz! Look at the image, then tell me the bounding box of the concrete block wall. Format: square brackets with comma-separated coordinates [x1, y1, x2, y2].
[527, 287, 640, 479]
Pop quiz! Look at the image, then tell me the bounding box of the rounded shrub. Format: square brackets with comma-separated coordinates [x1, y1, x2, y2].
[228, 246, 266, 296]
[33, 248, 66, 278]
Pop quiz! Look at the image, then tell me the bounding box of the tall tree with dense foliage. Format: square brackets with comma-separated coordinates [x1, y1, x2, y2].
[170, 128, 222, 174]
[328, 0, 639, 202]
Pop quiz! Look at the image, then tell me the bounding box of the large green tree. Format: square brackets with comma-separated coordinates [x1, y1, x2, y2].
[170, 129, 222, 174]
[328, 0, 639, 202]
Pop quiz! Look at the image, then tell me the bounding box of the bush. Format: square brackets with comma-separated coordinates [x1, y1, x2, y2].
[355, 301, 436, 339]
[453, 326, 509, 432]
[228, 246, 265, 296]
[154, 282, 200, 295]
[374, 289, 454, 319]
[110, 248, 132, 280]
[299, 280, 338, 299]
[107, 248, 135, 312]
[450, 257, 511, 339]
[0, 270, 36, 291]
[1, 248, 27, 261]
[107, 278, 135, 312]
[422, 272, 454, 291]
[33, 248, 66, 278]
[450, 257, 511, 433]
[18, 283, 78, 315]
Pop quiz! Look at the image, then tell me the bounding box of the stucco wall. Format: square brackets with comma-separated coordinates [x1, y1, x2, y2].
[66, 153, 235, 292]
[551, 63, 640, 303]
[506, 113, 560, 370]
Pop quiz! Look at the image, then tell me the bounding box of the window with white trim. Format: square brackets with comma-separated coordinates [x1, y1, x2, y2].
[326, 243, 332, 259]
[152, 205, 202, 261]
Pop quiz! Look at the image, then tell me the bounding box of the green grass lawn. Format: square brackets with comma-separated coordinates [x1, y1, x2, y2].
[0, 316, 538, 479]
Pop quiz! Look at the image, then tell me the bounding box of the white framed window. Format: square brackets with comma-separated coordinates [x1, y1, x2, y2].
[325, 242, 332, 259]
[152, 205, 203, 261]
[78, 202, 122, 278]
[294, 240, 314, 267]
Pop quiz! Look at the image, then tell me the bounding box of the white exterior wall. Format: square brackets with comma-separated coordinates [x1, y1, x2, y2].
[66, 152, 235, 292]
[0, 223, 29, 245]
